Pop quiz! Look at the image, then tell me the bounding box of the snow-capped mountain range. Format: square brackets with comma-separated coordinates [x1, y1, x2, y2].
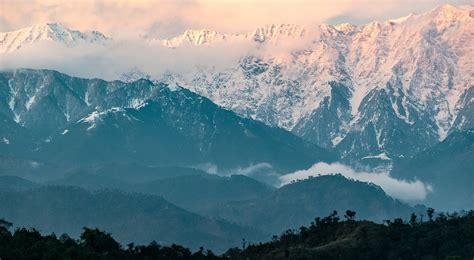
[0, 4, 472, 164]
[0, 69, 332, 174]
[157, 23, 308, 47]
[159, 4, 474, 163]
[0, 22, 108, 53]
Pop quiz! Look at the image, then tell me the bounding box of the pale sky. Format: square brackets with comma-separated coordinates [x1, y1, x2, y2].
[0, 0, 472, 37]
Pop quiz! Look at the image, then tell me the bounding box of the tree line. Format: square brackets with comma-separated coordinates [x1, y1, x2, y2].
[0, 208, 473, 259]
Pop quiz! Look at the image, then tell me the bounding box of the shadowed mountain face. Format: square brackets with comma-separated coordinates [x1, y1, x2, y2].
[392, 129, 474, 211]
[0, 69, 334, 174]
[0, 114, 33, 156]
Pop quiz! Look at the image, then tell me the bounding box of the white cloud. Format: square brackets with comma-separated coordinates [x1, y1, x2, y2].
[1, 0, 470, 36]
[0, 35, 254, 80]
[196, 162, 281, 186]
[195, 162, 274, 176]
[194, 161, 434, 201]
[279, 162, 433, 202]
[1, 0, 470, 80]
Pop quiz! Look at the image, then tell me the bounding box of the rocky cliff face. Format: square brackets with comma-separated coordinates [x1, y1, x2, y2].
[155, 5, 473, 164]
[0, 69, 333, 173]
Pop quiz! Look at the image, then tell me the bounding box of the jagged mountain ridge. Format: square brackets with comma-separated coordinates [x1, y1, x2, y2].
[1, 4, 472, 164]
[391, 129, 474, 211]
[0, 22, 108, 53]
[0, 69, 333, 173]
[154, 4, 474, 163]
[156, 23, 308, 47]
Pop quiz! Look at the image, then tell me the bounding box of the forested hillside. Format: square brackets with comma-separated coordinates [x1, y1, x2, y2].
[0, 209, 472, 259]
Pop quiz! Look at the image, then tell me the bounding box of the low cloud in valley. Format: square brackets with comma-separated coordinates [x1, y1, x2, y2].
[279, 162, 433, 202]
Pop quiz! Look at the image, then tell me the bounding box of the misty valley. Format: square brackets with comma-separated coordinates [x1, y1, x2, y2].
[0, 2, 473, 259]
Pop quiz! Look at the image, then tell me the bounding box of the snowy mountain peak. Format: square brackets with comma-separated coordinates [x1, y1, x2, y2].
[0, 22, 108, 53]
[334, 23, 358, 34]
[161, 29, 227, 47]
[250, 24, 307, 43]
[160, 24, 308, 47]
[428, 4, 472, 22]
[434, 3, 464, 14]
